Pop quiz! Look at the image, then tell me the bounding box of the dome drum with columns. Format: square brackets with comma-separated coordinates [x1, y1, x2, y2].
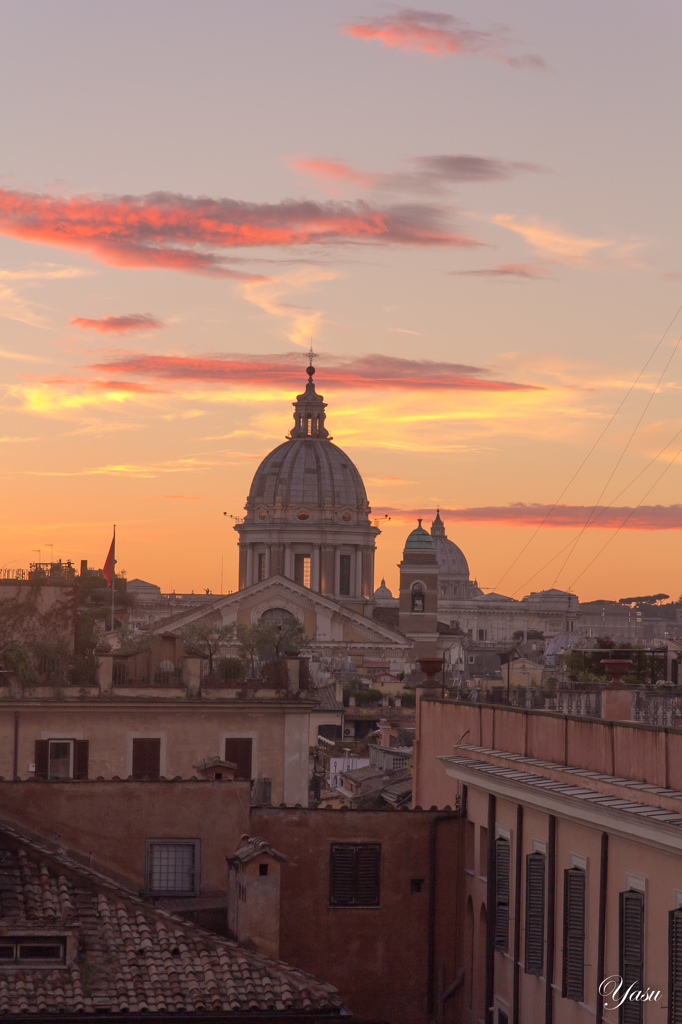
[235, 361, 379, 604]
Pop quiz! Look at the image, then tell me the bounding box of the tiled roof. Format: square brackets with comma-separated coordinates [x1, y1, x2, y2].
[341, 766, 384, 784]
[0, 824, 341, 1016]
[311, 684, 344, 712]
[228, 836, 286, 864]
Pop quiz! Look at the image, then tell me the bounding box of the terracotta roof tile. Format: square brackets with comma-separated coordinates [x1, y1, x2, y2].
[0, 824, 342, 1016]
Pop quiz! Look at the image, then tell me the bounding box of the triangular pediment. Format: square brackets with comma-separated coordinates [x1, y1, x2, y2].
[152, 573, 409, 648]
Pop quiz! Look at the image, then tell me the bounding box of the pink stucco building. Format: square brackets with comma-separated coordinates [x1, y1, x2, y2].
[413, 694, 682, 1024]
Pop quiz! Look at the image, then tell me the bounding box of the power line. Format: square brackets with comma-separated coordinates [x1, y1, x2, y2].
[493, 300, 682, 592]
[508, 419, 682, 598]
[549, 330, 682, 586]
[566, 440, 682, 591]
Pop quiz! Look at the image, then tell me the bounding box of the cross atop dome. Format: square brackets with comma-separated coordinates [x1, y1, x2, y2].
[306, 340, 318, 380]
[290, 343, 329, 438]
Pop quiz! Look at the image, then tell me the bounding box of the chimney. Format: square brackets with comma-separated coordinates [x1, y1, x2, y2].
[335, 681, 344, 703]
[80, 559, 88, 576]
[379, 719, 392, 748]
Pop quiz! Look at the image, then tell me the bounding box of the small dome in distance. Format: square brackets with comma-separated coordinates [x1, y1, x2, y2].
[373, 578, 394, 600]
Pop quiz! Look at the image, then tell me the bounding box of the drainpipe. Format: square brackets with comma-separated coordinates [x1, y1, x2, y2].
[595, 832, 609, 1024]
[427, 804, 464, 1018]
[545, 815, 557, 1024]
[485, 794, 497, 1024]
[512, 804, 524, 1024]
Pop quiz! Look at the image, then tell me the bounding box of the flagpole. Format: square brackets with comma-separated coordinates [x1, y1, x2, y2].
[111, 525, 116, 632]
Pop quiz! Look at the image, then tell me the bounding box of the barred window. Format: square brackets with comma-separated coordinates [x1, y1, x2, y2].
[669, 907, 682, 1024]
[146, 840, 200, 895]
[0, 937, 65, 964]
[494, 837, 510, 953]
[525, 851, 545, 976]
[620, 889, 644, 1024]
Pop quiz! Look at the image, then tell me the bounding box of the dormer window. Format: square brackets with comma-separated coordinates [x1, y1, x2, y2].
[411, 583, 425, 613]
[341, 513, 352, 522]
[0, 937, 66, 965]
[297, 511, 310, 521]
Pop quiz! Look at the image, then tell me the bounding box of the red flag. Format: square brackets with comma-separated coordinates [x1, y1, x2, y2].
[103, 531, 115, 588]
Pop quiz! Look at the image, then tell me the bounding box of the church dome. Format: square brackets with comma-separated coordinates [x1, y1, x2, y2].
[430, 510, 470, 577]
[404, 520, 436, 550]
[247, 438, 369, 514]
[373, 578, 394, 600]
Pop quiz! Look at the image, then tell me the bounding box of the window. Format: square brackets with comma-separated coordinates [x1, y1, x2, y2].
[34, 740, 89, 780]
[563, 867, 586, 1001]
[468, 655, 475, 665]
[669, 908, 682, 1022]
[0, 937, 65, 964]
[525, 851, 546, 976]
[479, 826, 488, 879]
[259, 864, 268, 877]
[619, 890, 644, 1024]
[339, 554, 351, 595]
[478, 629, 487, 641]
[329, 843, 380, 907]
[294, 553, 311, 587]
[411, 879, 424, 894]
[132, 738, 161, 780]
[495, 837, 510, 953]
[411, 582, 425, 612]
[146, 840, 199, 896]
[464, 820, 475, 872]
[257, 553, 266, 581]
[225, 738, 253, 781]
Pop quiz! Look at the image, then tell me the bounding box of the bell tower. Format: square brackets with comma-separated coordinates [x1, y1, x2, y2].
[398, 520, 439, 659]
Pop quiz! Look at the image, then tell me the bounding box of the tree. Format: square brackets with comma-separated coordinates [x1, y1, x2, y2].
[177, 622, 235, 674]
[235, 624, 262, 678]
[256, 618, 311, 660]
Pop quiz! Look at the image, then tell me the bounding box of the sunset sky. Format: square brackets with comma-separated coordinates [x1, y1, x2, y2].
[1, 0, 681, 602]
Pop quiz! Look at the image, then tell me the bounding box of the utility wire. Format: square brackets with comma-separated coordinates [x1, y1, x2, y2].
[566, 441, 682, 591]
[549, 331, 682, 586]
[508, 420, 682, 598]
[493, 301, 682, 592]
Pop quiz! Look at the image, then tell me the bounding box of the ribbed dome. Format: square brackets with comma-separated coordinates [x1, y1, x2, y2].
[404, 520, 436, 550]
[247, 438, 369, 513]
[433, 534, 469, 577]
[373, 578, 394, 600]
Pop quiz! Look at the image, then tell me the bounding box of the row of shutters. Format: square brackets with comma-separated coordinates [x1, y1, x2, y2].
[33, 738, 254, 781]
[490, 838, 682, 1023]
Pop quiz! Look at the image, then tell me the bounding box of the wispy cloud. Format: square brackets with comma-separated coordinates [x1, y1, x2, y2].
[69, 313, 165, 334]
[86, 350, 542, 393]
[452, 262, 551, 280]
[373, 504, 682, 530]
[0, 285, 49, 328]
[0, 264, 91, 282]
[0, 187, 478, 275]
[492, 215, 613, 265]
[342, 9, 545, 68]
[240, 268, 339, 346]
[291, 153, 542, 195]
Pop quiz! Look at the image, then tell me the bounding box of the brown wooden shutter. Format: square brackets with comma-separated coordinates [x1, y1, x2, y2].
[329, 844, 356, 906]
[329, 843, 380, 907]
[620, 890, 644, 1024]
[669, 908, 682, 1024]
[355, 844, 381, 906]
[34, 740, 49, 779]
[73, 740, 89, 781]
[132, 738, 161, 780]
[225, 738, 253, 781]
[525, 852, 545, 976]
[562, 867, 586, 1001]
[495, 837, 510, 953]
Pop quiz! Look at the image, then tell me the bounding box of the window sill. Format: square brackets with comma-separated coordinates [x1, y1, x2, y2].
[328, 905, 381, 910]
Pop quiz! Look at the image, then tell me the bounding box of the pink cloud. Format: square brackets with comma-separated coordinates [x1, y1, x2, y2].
[0, 187, 478, 275]
[289, 159, 378, 189]
[452, 263, 551, 279]
[373, 504, 682, 531]
[86, 351, 540, 393]
[69, 313, 165, 334]
[342, 9, 545, 67]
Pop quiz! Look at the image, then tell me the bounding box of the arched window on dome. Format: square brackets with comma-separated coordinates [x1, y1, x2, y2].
[306, 414, 312, 436]
[411, 582, 426, 613]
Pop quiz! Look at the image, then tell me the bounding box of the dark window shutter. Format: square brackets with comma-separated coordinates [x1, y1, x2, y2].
[495, 837, 510, 953]
[525, 852, 545, 976]
[330, 844, 356, 906]
[225, 738, 253, 781]
[132, 738, 161, 780]
[329, 844, 380, 907]
[355, 844, 381, 906]
[562, 867, 586, 1001]
[73, 740, 89, 780]
[669, 908, 682, 1024]
[34, 740, 49, 779]
[619, 890, 644, 1024]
